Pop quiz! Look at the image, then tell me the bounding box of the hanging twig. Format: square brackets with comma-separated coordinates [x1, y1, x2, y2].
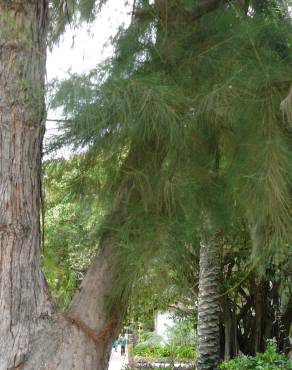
[46, 118, 74, 123]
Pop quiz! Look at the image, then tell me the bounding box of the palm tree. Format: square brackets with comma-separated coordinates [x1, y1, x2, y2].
[193, 2, 292, 367]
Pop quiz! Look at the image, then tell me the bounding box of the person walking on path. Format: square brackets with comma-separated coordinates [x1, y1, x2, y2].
[120, 335, 127, 356]
[113, 339, 119, 352]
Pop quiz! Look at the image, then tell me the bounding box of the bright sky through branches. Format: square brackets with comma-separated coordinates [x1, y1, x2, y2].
[45, 0, 132, 156]
[47, 1, 132, 82]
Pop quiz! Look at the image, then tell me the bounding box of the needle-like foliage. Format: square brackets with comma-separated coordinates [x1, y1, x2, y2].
[49, 0, 292, 295]
[48, 0, 110, 45]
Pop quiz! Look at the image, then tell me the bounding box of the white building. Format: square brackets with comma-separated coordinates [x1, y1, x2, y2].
[154, 310, 176, 342]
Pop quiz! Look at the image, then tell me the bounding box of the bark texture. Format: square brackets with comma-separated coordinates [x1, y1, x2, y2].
[23, 237, 123, 370]
[197, 230, 221, 370]
[27, 237, 124, 370]
[0, 1, 52, 368]
[29, 138, 166, 369]
[0, 1, 117, 368]
[0, 1, 166, 368]
[23, 238, 123, 370]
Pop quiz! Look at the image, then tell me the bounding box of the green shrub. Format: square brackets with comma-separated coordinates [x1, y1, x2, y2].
[220, 340, 292, 370]
[133, 342, 170, 358]
[173, 344, 196, 360]
[140, 331, 163, 344]
[132, 331, 167, 358]
[132, 342, 196, 360]
[166, 318, 196, 347]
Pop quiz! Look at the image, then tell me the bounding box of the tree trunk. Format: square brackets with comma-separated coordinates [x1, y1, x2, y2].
[24, 137, 165, 369]
[0, 6, 165, 362]
[221, 296, 239, 360]
[279, 298, 292, 354]
[0, 1, 121, 368]
[197, 228, 221, 370]
[0, 1, 53, 368]
[24, 235, 125, 370]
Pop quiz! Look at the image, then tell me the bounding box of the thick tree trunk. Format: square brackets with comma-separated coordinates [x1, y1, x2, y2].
[27, 137, 165, 369]
[0, 1, 120, 369]
[0, 1, 166, 368]
[68, 238, 124, 368]
[0, 1, 53, 368]
[197, 228, 221, 370]
[24, 235, 124, 370]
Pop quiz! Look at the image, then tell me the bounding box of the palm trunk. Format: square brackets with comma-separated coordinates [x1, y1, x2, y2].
[197, 229, 221, 370]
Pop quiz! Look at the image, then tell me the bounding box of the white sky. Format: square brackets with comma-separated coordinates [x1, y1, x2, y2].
[45, 0, 132, 153]
[46, 1, 132, 83]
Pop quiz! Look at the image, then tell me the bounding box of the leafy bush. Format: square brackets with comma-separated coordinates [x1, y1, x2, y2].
[140, 331, 163, 345]
[132, 343, 170, 358]
[132, 342, 195, 360]
[173, 344, 196, 360]
[220, 340, 292, 370]
[166, 318, 196, 347]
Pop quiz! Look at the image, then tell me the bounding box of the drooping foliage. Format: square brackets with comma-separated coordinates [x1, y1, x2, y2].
[45, 0, 292, 362]
[50, 0, 292, 262]
[43, 156, 106, 307]
[48, 0, 106, 44]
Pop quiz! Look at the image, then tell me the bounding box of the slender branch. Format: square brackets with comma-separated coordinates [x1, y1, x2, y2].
[168, 303, 195, 313]
[46, 118, 73, 123]
[131, 0, 137, 24]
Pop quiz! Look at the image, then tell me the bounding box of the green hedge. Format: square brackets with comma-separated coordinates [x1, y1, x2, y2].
[220, 340, 292, 370]
[132, 343, 196, 360]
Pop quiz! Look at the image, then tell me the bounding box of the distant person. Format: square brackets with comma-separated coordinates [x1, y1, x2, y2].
[120, 335, 127, 356]
[113, 339, 118, 352]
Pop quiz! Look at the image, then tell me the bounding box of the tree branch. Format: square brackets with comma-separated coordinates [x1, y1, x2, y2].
[135, 0, 228, 23]
[186, 0, 228, 22]
[46, 118, 73, 123]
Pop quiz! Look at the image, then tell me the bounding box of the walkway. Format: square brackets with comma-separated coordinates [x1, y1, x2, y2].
[108, 345, 128, 370]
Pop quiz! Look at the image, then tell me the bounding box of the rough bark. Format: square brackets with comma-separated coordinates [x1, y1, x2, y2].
[23, 236, 124, 370]
[197, 229, 221, 370]
[0, 1, 53, 368]
[29, 137, 166, 369]
[0, 9, 164, 366]
[68, 238, 123, 369]
[0, 9, 165, 363]
[0, 1, 124, 369]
